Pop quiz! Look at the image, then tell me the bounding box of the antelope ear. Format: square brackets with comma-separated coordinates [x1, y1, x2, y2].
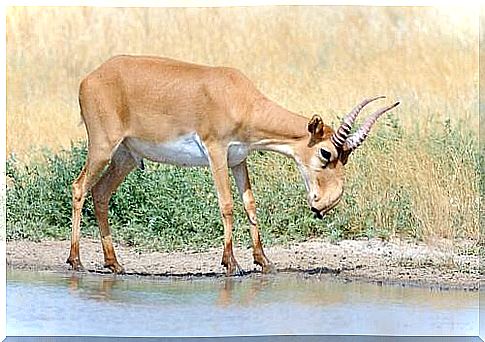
[307, 115, 324, 147]
[308, 115, 333, 147]
[307, 115, 323, 134]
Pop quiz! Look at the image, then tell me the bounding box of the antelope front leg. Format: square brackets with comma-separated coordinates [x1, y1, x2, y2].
[206, 143, 243, 276]
[232, 160, 274, 273]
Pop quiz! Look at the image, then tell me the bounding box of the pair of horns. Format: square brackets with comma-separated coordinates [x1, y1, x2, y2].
[331, 96, 400, 151]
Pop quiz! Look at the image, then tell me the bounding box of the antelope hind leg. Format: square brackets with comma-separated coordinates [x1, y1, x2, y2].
[92, 144, 138, 274]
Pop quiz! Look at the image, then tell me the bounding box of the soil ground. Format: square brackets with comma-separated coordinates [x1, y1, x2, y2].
[6, 237, 480, 290]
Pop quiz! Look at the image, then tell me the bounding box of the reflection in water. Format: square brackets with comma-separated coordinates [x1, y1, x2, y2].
[68, 274, 118, 301]
[65, 272, 273, 307]
[216, 277, 271, 307]
[216, 277, 235, 307]
[6, 270, 479, 336]
[62, 272, 475, 310]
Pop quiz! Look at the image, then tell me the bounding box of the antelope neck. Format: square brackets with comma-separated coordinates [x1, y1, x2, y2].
[248, 99, 309, 158]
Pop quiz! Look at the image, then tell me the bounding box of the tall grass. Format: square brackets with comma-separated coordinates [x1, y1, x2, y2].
[6, 116, 480, 250]
[7, 6, 478, 156]
[5, 6, 480, 247]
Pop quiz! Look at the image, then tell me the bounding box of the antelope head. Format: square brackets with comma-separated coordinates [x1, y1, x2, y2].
[296, 96, 400, 219]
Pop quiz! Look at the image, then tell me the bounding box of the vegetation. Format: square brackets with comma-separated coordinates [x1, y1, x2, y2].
[5, 6, 479, 250]
[6, 116, 479, 250]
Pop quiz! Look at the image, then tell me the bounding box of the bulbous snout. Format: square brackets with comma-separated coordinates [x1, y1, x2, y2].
[311, 206, 324, 219]
[309, 193, 342, 220]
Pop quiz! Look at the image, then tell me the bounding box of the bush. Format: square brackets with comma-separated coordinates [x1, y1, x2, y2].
[6, 118, 479, 250]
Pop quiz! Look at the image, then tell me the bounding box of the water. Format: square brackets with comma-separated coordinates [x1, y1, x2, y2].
[7, 270, 479, 336]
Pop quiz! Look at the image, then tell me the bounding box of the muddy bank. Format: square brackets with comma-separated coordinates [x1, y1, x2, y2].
[6, 238, 480, 290]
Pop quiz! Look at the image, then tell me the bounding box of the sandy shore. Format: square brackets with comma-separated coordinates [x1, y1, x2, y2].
[6, 237, 480, 290]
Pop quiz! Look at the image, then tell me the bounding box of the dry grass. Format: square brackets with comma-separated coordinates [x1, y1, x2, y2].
[6, 6, 480, 242]
[345, 134, 479, 241]
[7, 6, 478, 154]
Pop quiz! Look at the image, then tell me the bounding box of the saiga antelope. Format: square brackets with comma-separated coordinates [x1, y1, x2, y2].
[67, 55, 399, 275]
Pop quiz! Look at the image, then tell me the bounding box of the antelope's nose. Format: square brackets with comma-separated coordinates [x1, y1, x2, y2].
[311, 206, 323, 220]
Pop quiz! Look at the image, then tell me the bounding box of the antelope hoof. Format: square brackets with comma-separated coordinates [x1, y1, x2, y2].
[226, 263, 245, 277]
[104, 261, 125, 274]
[66, 257, 85, 272]
[222, 257, 244, 277]
[253, 254, 275, 274]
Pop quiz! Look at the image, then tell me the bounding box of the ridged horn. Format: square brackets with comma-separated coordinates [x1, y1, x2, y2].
[331, 96, 385, 149]
[344, 101, 400, 151]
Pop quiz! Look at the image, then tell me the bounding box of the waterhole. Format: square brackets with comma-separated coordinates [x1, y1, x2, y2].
[6, 270, 479, 336]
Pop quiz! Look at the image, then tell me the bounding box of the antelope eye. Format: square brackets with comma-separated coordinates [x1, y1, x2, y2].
[320, 148, 331, 162]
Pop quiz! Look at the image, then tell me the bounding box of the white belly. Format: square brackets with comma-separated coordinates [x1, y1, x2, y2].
[123, 133, 249, 167]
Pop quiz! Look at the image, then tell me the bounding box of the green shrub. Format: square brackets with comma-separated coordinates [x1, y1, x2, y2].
[6, 118, 479, 251]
